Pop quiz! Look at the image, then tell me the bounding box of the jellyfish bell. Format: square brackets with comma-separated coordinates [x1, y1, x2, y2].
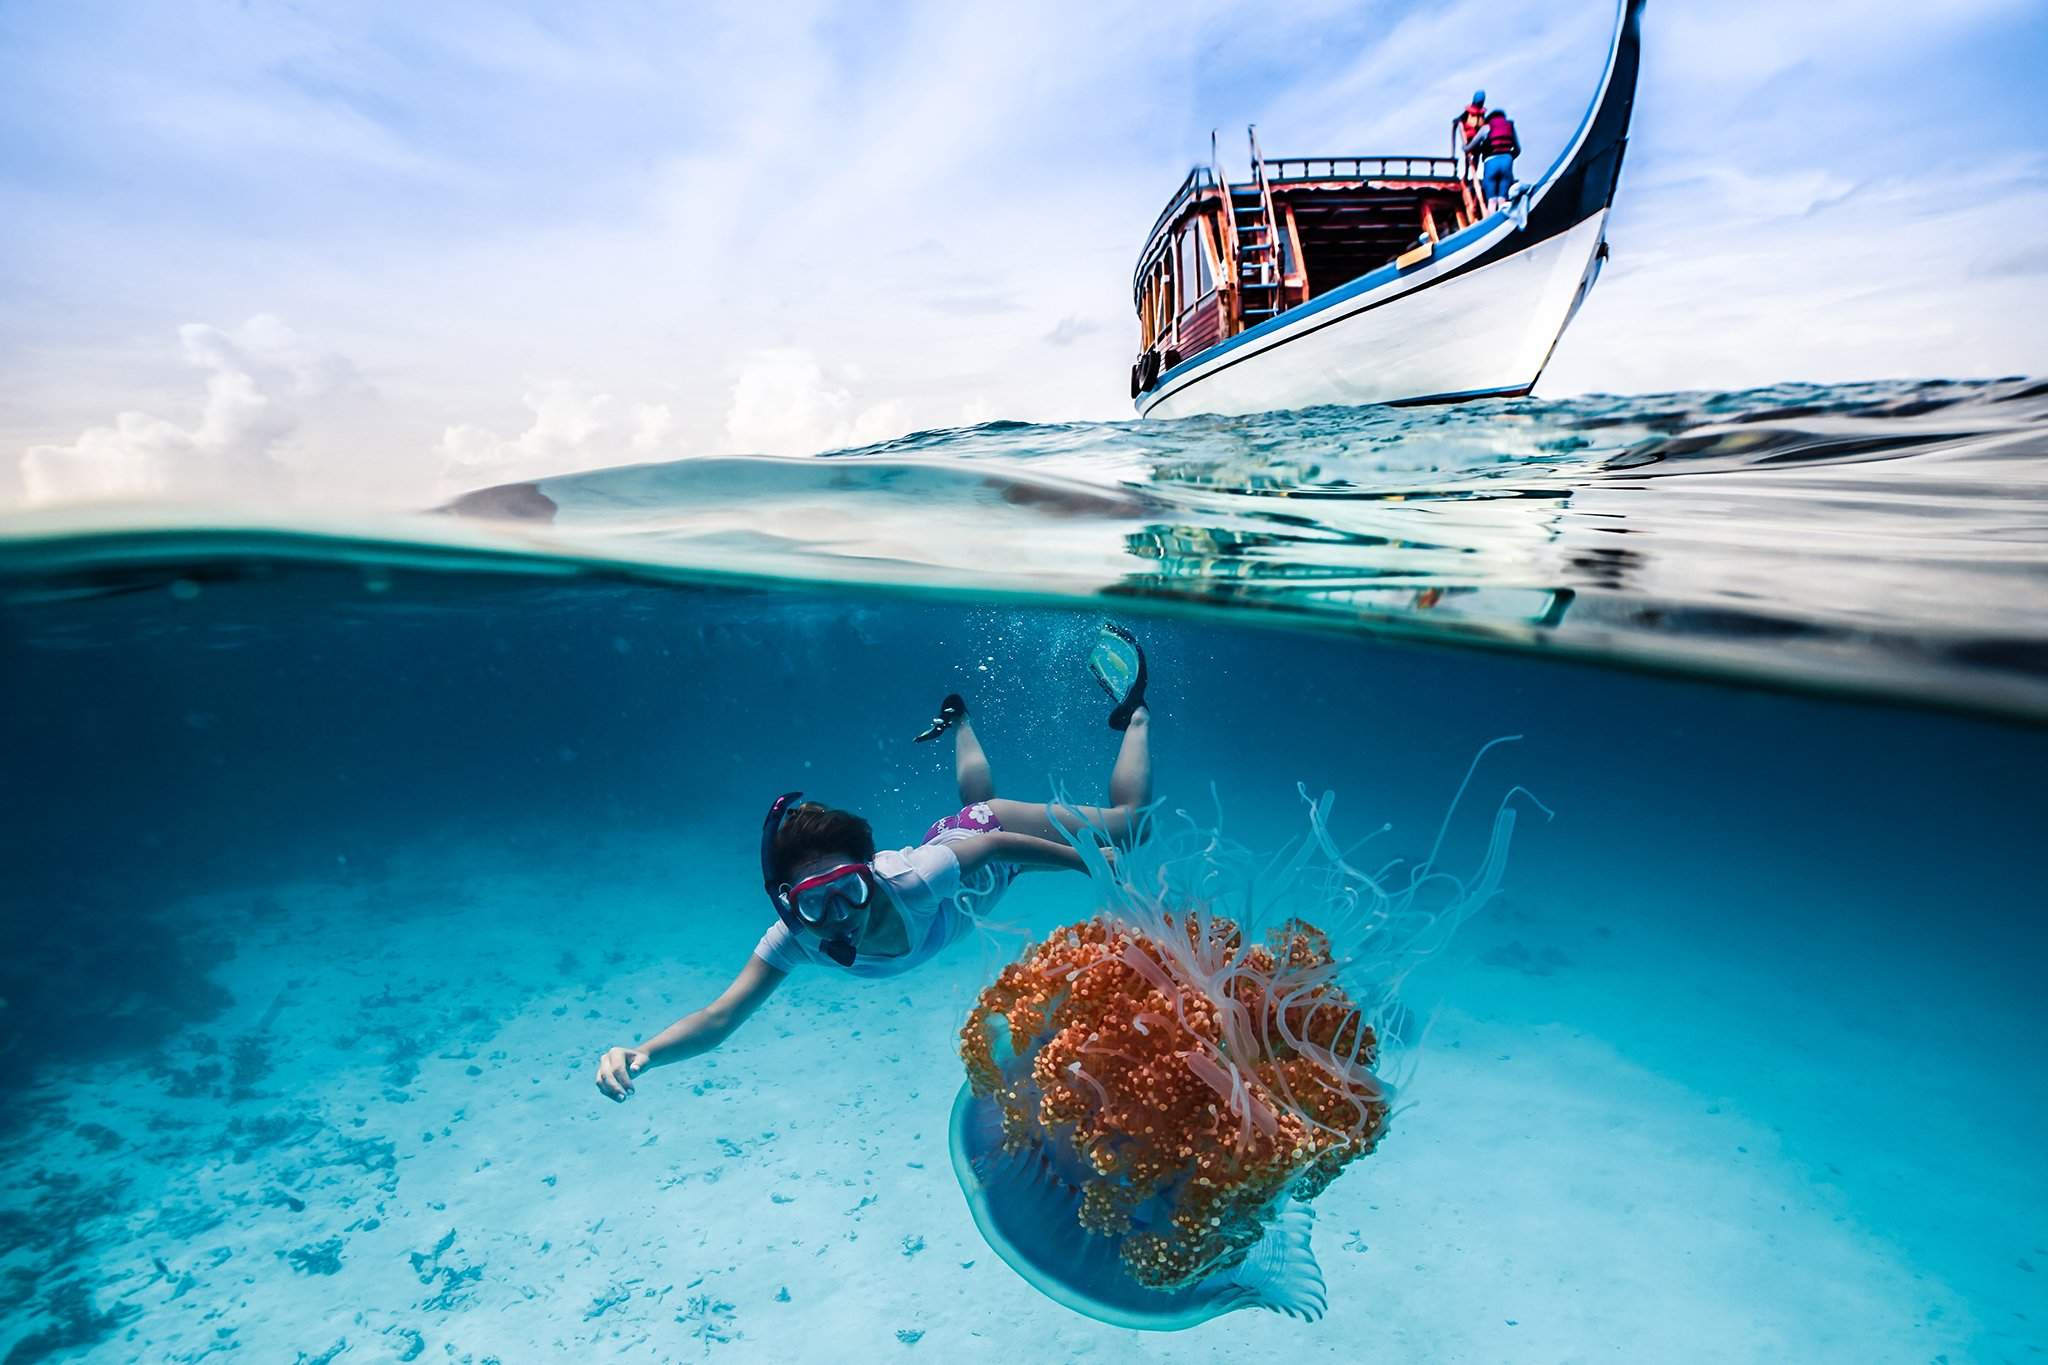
[950, 1083, 1327, 1330]
[949, 913, 1378, 1329]
[951, 746, 1541, 1329]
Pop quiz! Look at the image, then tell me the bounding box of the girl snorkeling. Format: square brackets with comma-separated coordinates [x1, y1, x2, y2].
[593, 624, 1152, 1103]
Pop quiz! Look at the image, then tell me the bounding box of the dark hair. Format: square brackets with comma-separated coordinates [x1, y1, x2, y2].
[772, 802, 876, 884]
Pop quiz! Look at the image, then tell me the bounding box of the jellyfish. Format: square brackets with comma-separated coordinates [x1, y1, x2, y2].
[951, 741, 1542, 1329]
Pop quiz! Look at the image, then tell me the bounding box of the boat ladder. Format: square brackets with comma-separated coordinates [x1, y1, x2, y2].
[1233, 125, 1286, 328]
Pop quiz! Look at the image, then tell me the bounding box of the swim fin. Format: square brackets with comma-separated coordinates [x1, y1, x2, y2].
[1087, 624, 1147, 731]
[915, 693, 968, 743]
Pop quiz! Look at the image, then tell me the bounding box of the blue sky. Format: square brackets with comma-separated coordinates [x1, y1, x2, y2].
[3, 0, 2043, 504]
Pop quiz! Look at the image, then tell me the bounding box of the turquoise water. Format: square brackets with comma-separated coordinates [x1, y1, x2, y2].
[3, 382, 2046, 1362]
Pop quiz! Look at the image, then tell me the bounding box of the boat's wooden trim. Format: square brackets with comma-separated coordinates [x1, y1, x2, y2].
[1394, 239, 1434, 270]
[1282, 204, 1307, 304]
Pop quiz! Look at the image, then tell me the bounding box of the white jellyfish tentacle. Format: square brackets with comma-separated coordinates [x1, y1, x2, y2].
[1422, 733, 1524, 874]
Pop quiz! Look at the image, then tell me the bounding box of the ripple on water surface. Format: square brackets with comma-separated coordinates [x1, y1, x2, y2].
[5, 378, 2047, 719]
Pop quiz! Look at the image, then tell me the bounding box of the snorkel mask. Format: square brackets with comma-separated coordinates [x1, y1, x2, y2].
[761, 791, 869, 967]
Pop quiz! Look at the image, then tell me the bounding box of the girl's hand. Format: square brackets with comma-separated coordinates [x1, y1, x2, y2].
[595, 1046, 650, 1102]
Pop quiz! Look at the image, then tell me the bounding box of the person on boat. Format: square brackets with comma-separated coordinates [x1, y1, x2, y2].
[592, 624, 1155, 1103]
[1456, 89, 1488, 173]
[1466, 106, 1520, 211]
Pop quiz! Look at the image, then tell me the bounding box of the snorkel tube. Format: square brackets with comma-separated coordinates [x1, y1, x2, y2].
[761, 790, 860, 968]
[761, 790, 802, 904]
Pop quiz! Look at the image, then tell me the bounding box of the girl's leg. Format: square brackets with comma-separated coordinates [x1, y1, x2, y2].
[953, 717, 996, 806]
[1108, 705, 1151, 810]
[989, 706, 1150, 843]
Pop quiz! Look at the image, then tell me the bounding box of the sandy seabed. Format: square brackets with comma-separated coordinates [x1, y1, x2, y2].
[2, 830, 2036, 1364]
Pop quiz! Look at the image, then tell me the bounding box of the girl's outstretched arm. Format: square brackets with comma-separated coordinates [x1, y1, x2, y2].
[595, 953, 787, 1102]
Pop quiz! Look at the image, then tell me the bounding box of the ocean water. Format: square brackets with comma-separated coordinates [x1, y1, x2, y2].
[2, 381, 2045, 1363]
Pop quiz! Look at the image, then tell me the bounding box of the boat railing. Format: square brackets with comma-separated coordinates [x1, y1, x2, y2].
[1209, 130, 1241, 334]
[1249, 128, 1283, 272]
[1139, 165, 1214, 264]
[1241, 125, 1287, 323]
[1262, 154, 1461, 183]
[1247, 127, 1282, 249]
[1137, 149, 1476, 295]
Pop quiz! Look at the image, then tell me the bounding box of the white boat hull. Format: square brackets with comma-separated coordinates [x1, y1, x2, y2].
[1142, 212, 1609, 419]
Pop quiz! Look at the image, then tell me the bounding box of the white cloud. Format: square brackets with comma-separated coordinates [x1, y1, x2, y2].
[1045, 316, 1104, 347]
[439, 384, 677, 484]
[1545, 155, 2048, 394]
[722, 348, 908, 455]
[1654, 0, 2032, 92]
[1689, 167, 1862, 221]
[15, 324, 945, 508]
[142, 88, 447, 178]
[18, 315, 371, 504]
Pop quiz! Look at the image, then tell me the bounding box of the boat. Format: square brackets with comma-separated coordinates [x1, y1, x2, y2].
[1130, 0, 1644, 418]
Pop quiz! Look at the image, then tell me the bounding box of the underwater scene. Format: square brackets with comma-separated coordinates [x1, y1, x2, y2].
[3, 382, 2047, 1363]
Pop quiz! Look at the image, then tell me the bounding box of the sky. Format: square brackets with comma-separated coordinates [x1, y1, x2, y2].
[2, 0, 2043, 507]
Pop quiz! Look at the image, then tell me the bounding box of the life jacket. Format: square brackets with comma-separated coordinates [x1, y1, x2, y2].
[1460, 102, 1486, 134]
[1483, 112, 1519, 158]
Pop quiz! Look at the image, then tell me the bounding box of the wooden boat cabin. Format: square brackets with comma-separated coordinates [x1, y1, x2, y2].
[1131, 128, 1489, 399]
